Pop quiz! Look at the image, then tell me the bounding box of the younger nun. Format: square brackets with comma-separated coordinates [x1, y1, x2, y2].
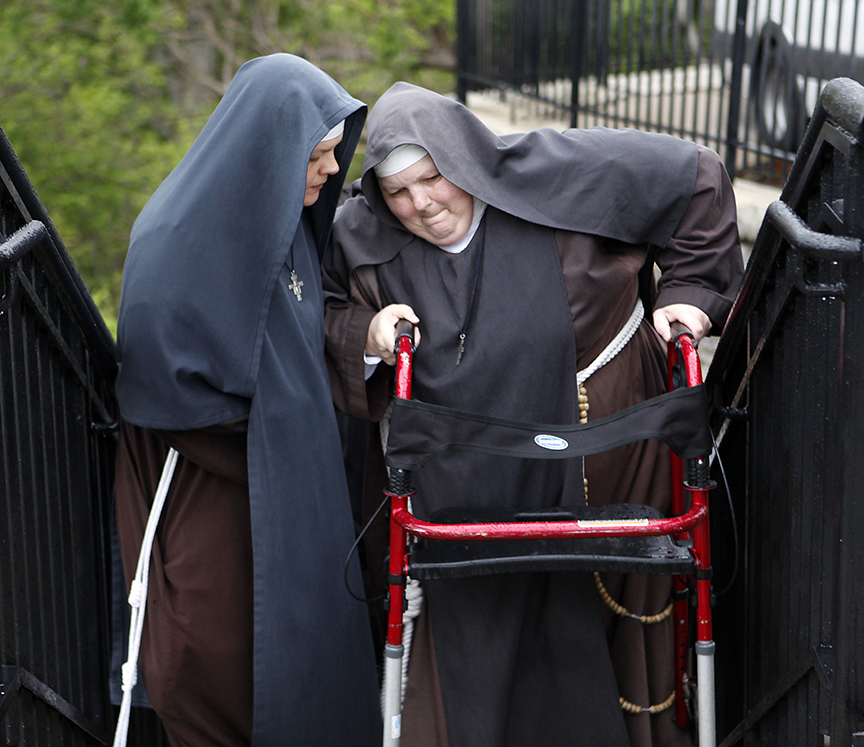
[115, 54, 381, 747]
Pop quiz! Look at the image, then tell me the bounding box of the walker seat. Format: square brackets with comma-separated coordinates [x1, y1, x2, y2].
[408, 504, 696, 578]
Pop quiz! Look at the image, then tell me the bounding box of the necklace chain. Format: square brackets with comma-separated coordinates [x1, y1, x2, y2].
[287, 243, 302, 301]
[433, 216, 486, 366]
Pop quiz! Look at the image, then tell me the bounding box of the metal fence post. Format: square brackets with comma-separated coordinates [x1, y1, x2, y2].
[570, 0, 587, 128]
[456, 0, 470, 104]
[724, 0, 750, 181]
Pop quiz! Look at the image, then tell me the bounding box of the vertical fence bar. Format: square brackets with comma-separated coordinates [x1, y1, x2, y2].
[456, 0, 469, 103]
[570, 0, 587, 128]
[724, 0, 749, 180]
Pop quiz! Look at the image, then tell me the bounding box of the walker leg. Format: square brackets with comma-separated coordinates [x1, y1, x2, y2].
[383, 644, 404, 747]
[689, 480, 714, 747]
[383, 489, 410, 747]
[672, 584, 690, 727]
[696, 640, 716, 747]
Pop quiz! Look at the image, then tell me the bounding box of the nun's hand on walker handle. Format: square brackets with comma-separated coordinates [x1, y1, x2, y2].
[652, 303, 710, 343]
[366, 304, 421, 366]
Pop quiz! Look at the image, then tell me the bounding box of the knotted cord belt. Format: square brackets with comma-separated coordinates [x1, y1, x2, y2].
[577, 300, 675, 716]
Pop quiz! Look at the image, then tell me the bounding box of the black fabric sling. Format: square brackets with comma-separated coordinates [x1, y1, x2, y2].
[385, 384, 711, 471]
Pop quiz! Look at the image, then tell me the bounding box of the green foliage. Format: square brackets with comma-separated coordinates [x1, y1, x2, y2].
[0, 0, 456, 335]
[0, 1, 199, 332]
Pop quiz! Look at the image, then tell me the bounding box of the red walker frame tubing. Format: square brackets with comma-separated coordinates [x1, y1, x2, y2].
[668, 337, 691, 728]
[386, 493, 410, 647]
[394, 331, 413, 401]
[667, 332, 711, 728]
[385, 330, 416, 649]
[385, 326, 714, 727]
[671, 334, 715, 723]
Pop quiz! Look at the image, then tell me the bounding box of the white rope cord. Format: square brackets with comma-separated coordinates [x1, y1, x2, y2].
[577, 299, 644, 386]
[378, 560, 424, 713]
[113, 448, 179, 747]
[398, 527, 424, 704]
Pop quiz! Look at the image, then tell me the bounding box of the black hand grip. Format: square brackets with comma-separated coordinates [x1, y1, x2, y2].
[395, 319, 416, 350]
[670, 321, 693, 340]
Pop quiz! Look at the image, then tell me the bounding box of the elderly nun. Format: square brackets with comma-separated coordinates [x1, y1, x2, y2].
[323, 82, 743, 747]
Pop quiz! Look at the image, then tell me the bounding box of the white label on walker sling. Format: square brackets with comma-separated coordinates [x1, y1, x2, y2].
[534, 434, 569, 451]
[391, 715, 402, 738]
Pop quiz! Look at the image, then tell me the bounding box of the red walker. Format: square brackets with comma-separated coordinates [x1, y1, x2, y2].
[381, 323, 716, 747]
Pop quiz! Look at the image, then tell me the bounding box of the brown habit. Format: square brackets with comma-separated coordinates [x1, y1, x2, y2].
[114, 420, 254, 746]
[324, 141, 743, 747]
[324, 84, 742, 747]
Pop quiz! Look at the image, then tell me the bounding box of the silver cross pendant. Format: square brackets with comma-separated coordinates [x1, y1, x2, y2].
[289, 270, 304, 301]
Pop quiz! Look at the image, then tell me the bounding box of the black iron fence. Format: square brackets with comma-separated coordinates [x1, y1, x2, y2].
[0, 129, 164, 745]
[706, 77, 864, 745]
[456, 0, 864, 182]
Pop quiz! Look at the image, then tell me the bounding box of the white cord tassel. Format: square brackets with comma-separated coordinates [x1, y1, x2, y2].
[398, 507, 424, 704]
[113, 448, 179, 747]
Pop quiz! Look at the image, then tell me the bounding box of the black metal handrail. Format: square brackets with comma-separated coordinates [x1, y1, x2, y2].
[705, 77, 864, 746]
[0, 128, 117, 383]
[0, 126, 167, 745]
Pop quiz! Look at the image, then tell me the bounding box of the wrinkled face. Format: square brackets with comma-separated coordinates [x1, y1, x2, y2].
[378, 156, 474, 246]
[304, 134, 343, 206]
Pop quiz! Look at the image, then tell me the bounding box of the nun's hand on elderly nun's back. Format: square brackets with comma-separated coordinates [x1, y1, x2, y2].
[366, 303, 422, 365]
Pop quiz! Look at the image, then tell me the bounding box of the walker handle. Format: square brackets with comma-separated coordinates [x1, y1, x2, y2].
[395, 318, 416, 351]
[671, 321, 694, 341]
[394, 319, 416, 400]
